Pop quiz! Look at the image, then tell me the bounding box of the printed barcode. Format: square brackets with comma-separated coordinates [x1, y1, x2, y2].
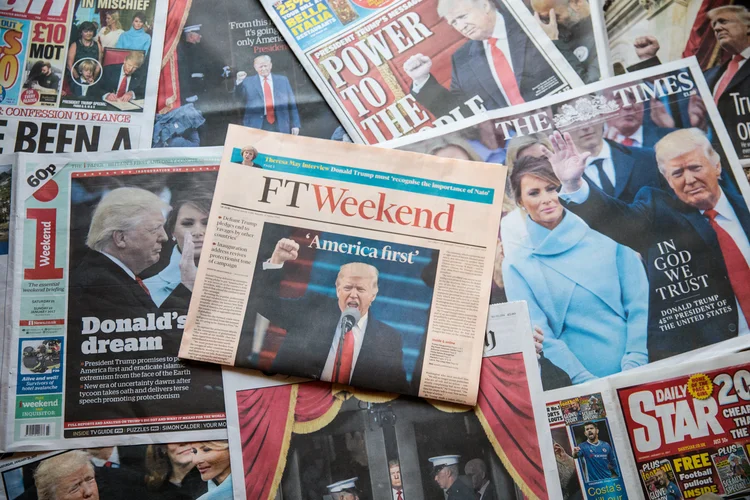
[24, 424, 51, 436]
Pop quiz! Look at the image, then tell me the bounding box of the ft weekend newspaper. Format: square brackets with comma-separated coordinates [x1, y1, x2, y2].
[178, 125, 506, 406]
[0, 148, 228, 452]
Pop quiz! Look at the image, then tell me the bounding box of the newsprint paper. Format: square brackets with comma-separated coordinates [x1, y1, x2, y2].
[179, 125, 506, 405]
[258, 0, 589, 145]
[544, 348, 750, 500]
[0, 148, 228, 452]
[389, 57, 750, 390]
[0, 440, 230, 499]
[0, 0, 167, 153]
[221, 301, 560, 500]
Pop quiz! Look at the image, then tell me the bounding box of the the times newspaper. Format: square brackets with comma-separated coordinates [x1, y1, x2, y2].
[178, 125, 505, 405]
[0, 440, 231, 499]
[544, 348, 750, 500]
[0, 0, 167, 153]
[599, 0, 750, 167]
[150, 0, 343, 148]
[257, 0, 599, 145]
[0, 148, 229, 452]
[221, 301, 560, 500]
[388, 58, 750, 389]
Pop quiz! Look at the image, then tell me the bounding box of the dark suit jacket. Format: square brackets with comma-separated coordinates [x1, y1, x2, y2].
[640, 122, 677, 149]
[235, 73, 301, 133]
[254, 267, 410, 394]
[94, 64, 146, 100]
[704, 59, 750, 155]
[412, 7, 561, 118]
[564, 184, 750, 361]
[584, 139, 663, 203]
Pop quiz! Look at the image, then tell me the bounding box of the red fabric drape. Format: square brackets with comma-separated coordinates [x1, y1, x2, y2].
[156, 0, 191, 113]
[682, 0, 727, 70]
[295, 382, 340, 423]
[477, 355, 547, 500]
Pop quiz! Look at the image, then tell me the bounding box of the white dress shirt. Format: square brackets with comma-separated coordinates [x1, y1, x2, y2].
[478, 481, 491, 499]
[89, 447, 120, 467]
[612, 125, 643, 148]
[103, 67, 134, 101]
[321, 314, 369, 383]
[391, 487, 405, 500]
[583, 140, 616, 191]
[714, 46, 750, 94]
[561, 185, 750, 335]
[260, 74, 275, 114]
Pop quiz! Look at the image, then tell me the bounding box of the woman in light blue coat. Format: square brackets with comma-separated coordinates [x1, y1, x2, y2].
[192, 441, 233, 500]
[502, 155, 648, 386]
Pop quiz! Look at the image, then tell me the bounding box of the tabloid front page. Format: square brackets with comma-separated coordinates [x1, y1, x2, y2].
[178, 125, 505, 405]
[221, 301, 560, 500]
[0, 0, 167, 154]
[150, 0, 342, 148]
[0, 148, 228, 452]
[257, 0, 591, 145]
[0, 441, 231, 500]
[599, 0, 750, 168]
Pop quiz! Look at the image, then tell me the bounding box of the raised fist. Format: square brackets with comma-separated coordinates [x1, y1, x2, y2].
[403, 54, 432, 86]
[633, 36, 660, 60]
[270, 238, 299, 265]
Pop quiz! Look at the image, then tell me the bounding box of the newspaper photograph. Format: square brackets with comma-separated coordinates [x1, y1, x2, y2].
[178, 125, 505, 405]
[221, 301, 559, 500]
[0, 441, 231, 499]
[151, 0, 343, 149]
[0, 0, 167, 154]
[389, 58, 750, 392]
[0, 148, 228, 452]
[601, 0, 750, 166]
[258, 0, 588, 145]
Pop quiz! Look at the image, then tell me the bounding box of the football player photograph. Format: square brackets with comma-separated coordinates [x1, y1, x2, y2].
[572, 422, 619, 482]
[251, 236, 410, 394]
[548, 128, 750, 361]
[654, 468, 683, 500]
[501, 154, 648, 386]
[234, 55, 301, 135]
[401, 0, 561, 119]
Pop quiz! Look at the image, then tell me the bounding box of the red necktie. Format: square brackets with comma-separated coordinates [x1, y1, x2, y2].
[263, 77, 275, 124]
[116, 74, 128, 97]
[396, 489, 403, 500]
[705, 209, 750, 327]
[135, 276, 151, 297]
[487, 37, 524, 106]
[620, 137, 635, 147]
[104, 461, 112, 467]
[333, 329, 354, 384]
[714, 54, 744, 103]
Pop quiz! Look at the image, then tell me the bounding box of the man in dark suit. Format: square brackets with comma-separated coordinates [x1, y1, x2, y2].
[547, 128, 750, 361]
[465, 459, 496, 500]
[96, 51, 146, 104]
[565, 121, 663, 203]
[605, 89, 677, 149]
[401, 0, 563, 119]
[255, 237, 409, 394]
[235, 55, 300, 135]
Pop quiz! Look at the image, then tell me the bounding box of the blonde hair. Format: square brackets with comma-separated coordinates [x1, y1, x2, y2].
[35, 451, 95, 500]
[191, 440, 229, 450]
[708, 5, 750, 27]
[77, 59, 96, 74]
[102, 11, 122, 34]
[506, 133, 553, 170]
[124, 50, 145, 67]
[86, 187, 169, 251]
[336, 262, 379, 292]
[654, 128, 720, 175]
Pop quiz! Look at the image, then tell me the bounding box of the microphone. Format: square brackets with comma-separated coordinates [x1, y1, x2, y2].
[340, 307, 361, 334]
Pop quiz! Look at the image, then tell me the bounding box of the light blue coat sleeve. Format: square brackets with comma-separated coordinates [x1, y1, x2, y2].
[503, 262, 596, 385]
[617, 244, 649, 371]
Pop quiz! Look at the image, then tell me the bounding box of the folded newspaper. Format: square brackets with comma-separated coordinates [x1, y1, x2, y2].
[178, 125, 505, 405]
[0, 0, 167, 153]
[0, 148, 228, 452]
[599, 0, 750, 168]
[389, 57, 750, 392]
[221, 301, 558, 500]
[258, 0, 595, 145]
[0, 440, 231, 499]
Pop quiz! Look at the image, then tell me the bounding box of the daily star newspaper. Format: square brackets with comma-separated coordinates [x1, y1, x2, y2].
[0, 148, 228, 452]
[600, 0, 750, 167]
[389, 57, 750, 389]
[257, 0, 590, 145]
[150, 0, 343, 148]
[0, 0, 167, 154]
[178, 125, 505, 405]
[221, 301, 561, 500]
[0, 440, 231, 499]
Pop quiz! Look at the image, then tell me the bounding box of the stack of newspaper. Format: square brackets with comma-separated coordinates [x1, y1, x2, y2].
[2, 1, 750, 500]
